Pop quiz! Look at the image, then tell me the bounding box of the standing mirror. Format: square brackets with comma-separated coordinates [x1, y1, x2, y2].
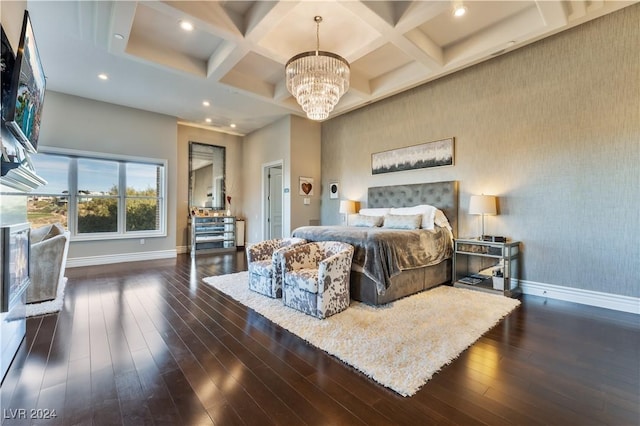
[189, 142, 225, 213]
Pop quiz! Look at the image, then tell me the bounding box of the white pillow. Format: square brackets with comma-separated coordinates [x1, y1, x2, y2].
[358, 207, 390, 217]
[389, 205, 437, 230]
[434, 209, 452, 231]
[382, 214, 422, 229]
[351, 214, 383, 227]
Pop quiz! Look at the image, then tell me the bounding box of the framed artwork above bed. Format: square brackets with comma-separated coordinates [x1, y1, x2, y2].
[371, 137, 454, 175]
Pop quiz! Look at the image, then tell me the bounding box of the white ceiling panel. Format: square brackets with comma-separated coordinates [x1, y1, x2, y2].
[23, 0, 637, 135]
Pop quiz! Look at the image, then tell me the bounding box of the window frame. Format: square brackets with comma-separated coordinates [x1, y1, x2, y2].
[28, 147, 167, 242]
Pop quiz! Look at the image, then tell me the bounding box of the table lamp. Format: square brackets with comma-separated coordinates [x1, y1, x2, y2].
[339, 200, 356, 225]
[469, 195, 497, 238]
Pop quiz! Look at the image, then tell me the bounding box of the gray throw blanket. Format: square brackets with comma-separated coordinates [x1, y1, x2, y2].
[292, 226, 452, 295]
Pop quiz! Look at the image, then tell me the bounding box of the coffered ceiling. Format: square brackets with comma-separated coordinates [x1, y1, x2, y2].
[25, 1, 635, 136]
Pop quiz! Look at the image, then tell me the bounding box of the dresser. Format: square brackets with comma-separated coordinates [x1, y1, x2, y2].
[190, 215, 236, 255]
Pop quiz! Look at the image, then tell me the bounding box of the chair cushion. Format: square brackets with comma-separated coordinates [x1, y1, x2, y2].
[285, 269, 319, 293]
[247, 260, 273, 277]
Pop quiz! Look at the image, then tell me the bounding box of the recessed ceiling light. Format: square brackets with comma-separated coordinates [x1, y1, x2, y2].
[113, 33, 124, 40]
[202, 100, 210, 107]
[205, 118, 212, 123]
[453, 4, 467, 17]
[98, 73, 109, 80]
[179, 20, 194, 32]
[230, 123, 237, 128]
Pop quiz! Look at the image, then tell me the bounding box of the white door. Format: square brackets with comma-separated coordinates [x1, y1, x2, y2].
[268, 166, 283, 239]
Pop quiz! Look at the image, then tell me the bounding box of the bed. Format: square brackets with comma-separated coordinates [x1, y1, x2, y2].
[292, 181, 458, 305]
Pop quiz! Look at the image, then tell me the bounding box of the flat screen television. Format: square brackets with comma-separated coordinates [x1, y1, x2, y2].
[3, 11, 46, 153]
[1, 26, 15, 116]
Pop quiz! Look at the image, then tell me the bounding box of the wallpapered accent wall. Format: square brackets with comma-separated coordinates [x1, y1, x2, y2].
[321, 5, 639, 297]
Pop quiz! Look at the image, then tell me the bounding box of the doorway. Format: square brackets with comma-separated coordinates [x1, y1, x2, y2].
[263, 162, 283, 240]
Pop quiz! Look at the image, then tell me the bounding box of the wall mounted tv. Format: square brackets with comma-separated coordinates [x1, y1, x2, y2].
[3, 11, 46, 153]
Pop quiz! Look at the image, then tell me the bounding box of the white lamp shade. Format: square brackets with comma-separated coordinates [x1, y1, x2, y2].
[469, 195, 497, 215]
[339, 200, 356, 215]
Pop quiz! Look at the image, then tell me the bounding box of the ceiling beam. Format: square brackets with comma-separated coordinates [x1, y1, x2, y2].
[535, 0, 568, 28]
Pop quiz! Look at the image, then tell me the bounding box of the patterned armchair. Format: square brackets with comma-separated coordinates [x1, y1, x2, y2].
[27, 223, 70, 304]
[246, 237, 307, 298]
[281, 241, 354, 319]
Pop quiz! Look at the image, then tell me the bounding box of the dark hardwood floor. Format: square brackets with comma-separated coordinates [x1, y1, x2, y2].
[2, 251, 639, 425]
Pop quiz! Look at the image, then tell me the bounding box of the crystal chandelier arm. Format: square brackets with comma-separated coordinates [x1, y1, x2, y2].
[315, 16, 322, 56]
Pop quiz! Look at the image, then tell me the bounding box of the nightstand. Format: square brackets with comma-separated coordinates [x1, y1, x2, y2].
[453, 238, 521, 297]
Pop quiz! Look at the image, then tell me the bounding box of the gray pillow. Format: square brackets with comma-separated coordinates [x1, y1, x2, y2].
[382, 214, 422, 229]
[351, 214, 383, 227]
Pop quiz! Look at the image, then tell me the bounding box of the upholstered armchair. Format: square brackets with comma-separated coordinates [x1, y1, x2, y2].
[27, 223, 70, 304]
[281, 241, 354, 319]
[246, 237, 306, 298]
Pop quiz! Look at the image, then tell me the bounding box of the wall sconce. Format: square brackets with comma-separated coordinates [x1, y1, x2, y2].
[469, 195, 497, 238]
[339, 200, 356, 225]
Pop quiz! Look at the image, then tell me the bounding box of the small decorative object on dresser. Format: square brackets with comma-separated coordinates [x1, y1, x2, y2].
[453, 238, 520, 297]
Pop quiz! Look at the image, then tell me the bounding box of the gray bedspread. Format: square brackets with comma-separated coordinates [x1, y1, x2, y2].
[291, 226, 453, 294]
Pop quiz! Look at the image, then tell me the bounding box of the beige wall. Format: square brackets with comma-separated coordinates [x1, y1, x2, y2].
[241, 115, 321, 243]
[290, 115, 322, 230]
[0, 1, 26, 47]
[176, 125, 243, 251]
[321, 6, 639, 297]
[38, 91, 178, 260]
[242, 116, 291, 244]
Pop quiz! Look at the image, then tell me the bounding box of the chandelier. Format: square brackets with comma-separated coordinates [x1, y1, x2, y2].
[285, 16, 350, 121]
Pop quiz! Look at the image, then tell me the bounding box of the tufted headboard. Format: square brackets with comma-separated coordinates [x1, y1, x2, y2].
[368, 181, 459, 237]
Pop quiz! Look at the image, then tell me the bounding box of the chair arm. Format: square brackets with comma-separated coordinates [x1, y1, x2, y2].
[272, 244, 298, 282]
[317, 246, 354, 293]
[30, 233, 67, 256]
[29, 231, 70, 302]
[247, 238, 306, 263]
[247, 239, 280, 262]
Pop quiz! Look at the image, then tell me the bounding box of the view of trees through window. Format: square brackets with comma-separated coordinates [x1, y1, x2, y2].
[26, 153, 70, 229]
[28, 196, 69, 229]
[25, 152, 164, 236]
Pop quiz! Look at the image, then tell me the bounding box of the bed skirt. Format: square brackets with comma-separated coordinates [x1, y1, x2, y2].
[350, 259, 451, 305]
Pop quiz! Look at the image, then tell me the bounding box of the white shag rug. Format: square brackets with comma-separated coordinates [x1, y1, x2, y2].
[203, 272, 520, 397]
[26, 277, 67, 318]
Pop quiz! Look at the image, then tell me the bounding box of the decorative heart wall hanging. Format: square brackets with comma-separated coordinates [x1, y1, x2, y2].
[299, 177, 314, 196]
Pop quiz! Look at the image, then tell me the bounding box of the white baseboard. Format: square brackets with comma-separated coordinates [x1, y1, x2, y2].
[66, 249, 177, 268]
[520, 280, 639, 315]
[176, 245, 189, 255]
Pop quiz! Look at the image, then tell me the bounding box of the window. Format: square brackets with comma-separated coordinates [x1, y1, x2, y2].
[77, 158, 119, 233]
[21, 149, 166, 240]
[26, 154, 71, 229]
[125, 162, 163, 232]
